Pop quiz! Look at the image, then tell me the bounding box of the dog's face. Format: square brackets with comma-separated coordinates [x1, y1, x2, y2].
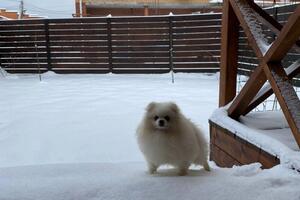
[145, 102, 179, 131]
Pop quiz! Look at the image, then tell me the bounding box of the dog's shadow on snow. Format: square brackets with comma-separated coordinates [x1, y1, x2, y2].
[150, 168, 209, 177]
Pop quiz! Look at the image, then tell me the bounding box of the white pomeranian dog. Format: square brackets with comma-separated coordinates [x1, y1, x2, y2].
[136, 102, 210, 176]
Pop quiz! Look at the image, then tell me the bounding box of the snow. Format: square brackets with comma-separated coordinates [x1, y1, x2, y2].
[0, 72, 218, 167]
[1, 162, 300, 200]
[1, 72, 300, 200]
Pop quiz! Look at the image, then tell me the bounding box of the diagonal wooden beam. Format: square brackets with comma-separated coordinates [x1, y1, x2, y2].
[246, 0, 300, 52]
[246, 0, 282, 33]
[244, 59, 300, 114]
[229, 0, 267, 58]
[263, 62, 300, 147]
[219, 0, 239, 106]
[228, 4, 300, 119]
[264, 5, 300, 62]
[228, 65, 266, 119]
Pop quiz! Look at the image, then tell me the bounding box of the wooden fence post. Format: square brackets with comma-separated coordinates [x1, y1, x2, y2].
[44, 19, 52, 71]
[168, 14, 174, 74]
[219, 0, 239, 107]
[107, 17, 113, 72]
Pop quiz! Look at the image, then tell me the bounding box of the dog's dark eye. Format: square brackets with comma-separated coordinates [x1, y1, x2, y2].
[154, 116, 159, 120]
[164, 116, 170, 121]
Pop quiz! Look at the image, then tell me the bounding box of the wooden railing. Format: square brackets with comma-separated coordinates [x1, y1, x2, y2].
[238, 4, 300, 86]
[219, 0, 300, 148]
[0, 14, 222, 73]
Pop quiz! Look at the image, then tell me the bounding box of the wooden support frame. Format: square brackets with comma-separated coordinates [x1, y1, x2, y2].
[219, 0, 239, 106]
[220, 0, 300, 148]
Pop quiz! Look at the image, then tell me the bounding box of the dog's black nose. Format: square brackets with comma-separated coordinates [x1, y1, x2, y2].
[159, 120, 165, 127]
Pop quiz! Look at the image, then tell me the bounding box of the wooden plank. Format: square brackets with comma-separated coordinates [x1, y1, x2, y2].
[210, 144, 241, 167]
[49, 30, 107, 35]
[49, 23, 107, 29]
[173, 63, 219, 68]
[0, 42, 46, 47]
[3, 63, 48, 68]
[111, 28, 169, 35]
[229, 0, 265, 58]
[264, 5, 300, 62]
[219, 0, 239, 106]
[0, 30, 45, 36]
[228, 65, 266, 119]
[1, 58, 47, 63]
[51, 52, 108, 57]
[0, 19, 45, 25]
[227, 1, 300, 117]
[173, 45, 221, 51]
[112, 34, 168, 40]
[110, 16, 168, 23]
[173, 68, 219, 73]
[0, 47, 46, 52]
[173, 39, 221, 45]
[244, 59, 300, 114]
[173, 20, 221, 27]
[173, 32, 221, 39]
[0, 25, 45, 31]
[49, 18, 107, 23]
[210, 121, 280, 168]
[50, 41, 108, 46]
[50, 46, 108, 52]
[0, 36, 45, 42]
[49, 35, 108, 41]
[173, 26, 221, 34]
[112, 63, 170, 68]
[111, 40, 169, 46]
[111, 22, 168, 29]
[174, 50, 220, 57]
[53, 69, 110, 73]
[51, 63, 109, 68]
[171, 14, 221, 21]
[112, 52, 169, 57]
[51, 58, 108, 63]
[112, 57, 169, 63]
[246, 0, 283, 34]
[173, 57, 220, 62]
[5, 68, 48, 73]
[263, 62, 300, 148]
[112, 46, 169, 52]
[112, 69, 170, 74]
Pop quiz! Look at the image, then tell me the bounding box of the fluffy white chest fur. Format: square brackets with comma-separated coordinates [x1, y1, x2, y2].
[136, 102, 210, 175]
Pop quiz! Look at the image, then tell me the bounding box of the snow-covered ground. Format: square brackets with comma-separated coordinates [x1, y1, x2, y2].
[0, 72, 299, 200]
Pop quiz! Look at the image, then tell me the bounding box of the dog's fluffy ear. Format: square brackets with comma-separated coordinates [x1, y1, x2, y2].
[146, 102, 156, 111]
[169, 102, 180, 113]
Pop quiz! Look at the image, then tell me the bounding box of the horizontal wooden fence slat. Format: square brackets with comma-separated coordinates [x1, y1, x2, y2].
[49, 24, 107, 29]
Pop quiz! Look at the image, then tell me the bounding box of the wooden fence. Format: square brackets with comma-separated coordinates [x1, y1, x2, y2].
[0, 4, 299, 82]
[0, 13, 221, 73]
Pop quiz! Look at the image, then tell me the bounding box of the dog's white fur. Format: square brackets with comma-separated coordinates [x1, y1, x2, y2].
[136, 102, 210, 175]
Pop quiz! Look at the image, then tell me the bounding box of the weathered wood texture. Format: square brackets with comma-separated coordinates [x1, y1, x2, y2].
[0, 14, 221, 73]
[219, 0, 239, 106]
[238, 3, 300, 86]
[210, 121, 280, 168]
